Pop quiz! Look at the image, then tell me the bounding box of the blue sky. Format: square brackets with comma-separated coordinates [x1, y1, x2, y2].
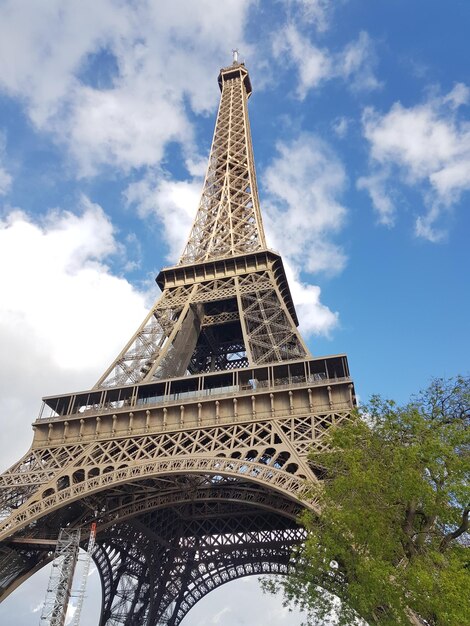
[0, 1, 469, 624]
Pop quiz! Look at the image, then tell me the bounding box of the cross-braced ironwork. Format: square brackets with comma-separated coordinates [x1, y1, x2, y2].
[179, 63, 265, 265]
[0, 58, 356, 624]
[40, 528, 80, 626]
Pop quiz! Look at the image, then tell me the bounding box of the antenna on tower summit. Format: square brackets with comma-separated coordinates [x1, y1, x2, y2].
[232, 48, 239, 64]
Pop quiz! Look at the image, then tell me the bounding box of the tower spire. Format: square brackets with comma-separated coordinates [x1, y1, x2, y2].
[92, 63, 308, 388]
[179, 61, 266, 265]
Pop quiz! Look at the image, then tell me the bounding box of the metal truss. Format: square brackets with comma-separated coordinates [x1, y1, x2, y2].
[0, 59, 356, 624]
[0, 404, 352, 619]
[93, 62, 308, 389]
[95, 264, 308, 388]
[70, 522, 97, 626]
[0, 407, 356, 538]
[40, 528, 80, 626]
[179, 63, 266, 265]
[93, 501, 305, 626]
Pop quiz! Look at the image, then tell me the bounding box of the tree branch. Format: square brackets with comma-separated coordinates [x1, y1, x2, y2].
[415, 512, 437, 550]
[402, 501, 418, 557]
[440, 507, 469, 550]
[403, 501, 416, 536]
[407, 607, 432, 625]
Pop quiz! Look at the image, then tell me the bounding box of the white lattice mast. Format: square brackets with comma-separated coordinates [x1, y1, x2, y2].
[40, 528, 80, 626]
[70, 523, 97, 626]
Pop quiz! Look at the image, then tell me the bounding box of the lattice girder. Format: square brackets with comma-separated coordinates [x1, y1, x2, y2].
[0, 484, 305, 621]
[0, 460, 313, 544]
[179, 64, 265, 265]
[1, 374, 355, 538]
[0, 447, 307, 597]
[95, 251, 308, 388]
[92, 63, 308, 389]
[0, 401, 358, 541]
[93, 503, 305, 626]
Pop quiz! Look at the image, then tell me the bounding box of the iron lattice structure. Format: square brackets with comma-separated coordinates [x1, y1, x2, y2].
[40, 528, 80, 626]
[0, 60, 355, 625]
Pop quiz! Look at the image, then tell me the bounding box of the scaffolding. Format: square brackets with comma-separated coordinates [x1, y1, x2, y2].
[39, 523, 96, 626]
[70, 522, 96, 626]
[40, 528, 80, 626]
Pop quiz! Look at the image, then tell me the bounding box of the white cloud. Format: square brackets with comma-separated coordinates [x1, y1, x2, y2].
[415, 204, 446, 243]
[57, 83, 194, 176]
[0, 1, 124, 125]
[210, 606, 231, 624]
[360, 83, 470, 239]
[285, 262, 339, 337]
[188, 577, 309, 626]
[31, 602, 43, 614]
[263, 133, 347, 275]
[261, 133, 347, 336]
[281, 0, 334, 32]
[0, 166, 11, 196]
[274, 26, 379, 99]
[339, 31, 381, 92]
[332, 116, 350, 138]
[443, 82, 470, 109]
[0, 0, 254, 175]
[274, 25, 331, 97]
[0, 131, 12, 195]
[0, 202, 149, 471]
[356, 170, 396, 226]
[125, 172, 202, 263]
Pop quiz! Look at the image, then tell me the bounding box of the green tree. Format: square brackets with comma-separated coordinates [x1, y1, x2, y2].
[268, 376, 470, 625]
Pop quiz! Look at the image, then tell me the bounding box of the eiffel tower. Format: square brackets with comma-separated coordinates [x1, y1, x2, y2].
[0, 57, 355, 625]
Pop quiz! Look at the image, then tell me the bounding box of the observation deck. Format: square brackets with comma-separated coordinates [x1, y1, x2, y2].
[34, 355, 355, 448]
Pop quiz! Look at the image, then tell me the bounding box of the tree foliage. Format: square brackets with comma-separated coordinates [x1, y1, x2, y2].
[268, 376, 470, 625]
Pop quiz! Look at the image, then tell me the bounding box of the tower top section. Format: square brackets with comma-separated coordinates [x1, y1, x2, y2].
[179, 60, 264, 265]
[217, 60, 252, 98]
[92, 60, 309, 389]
